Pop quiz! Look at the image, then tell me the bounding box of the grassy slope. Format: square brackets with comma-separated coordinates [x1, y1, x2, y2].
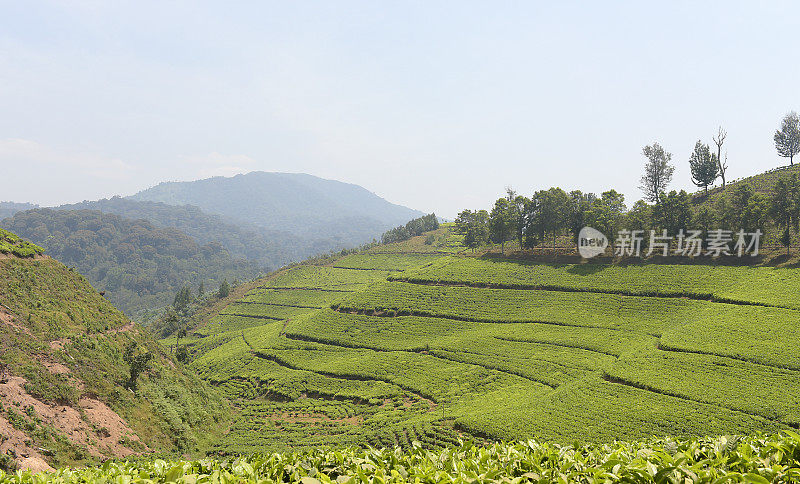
[0, 239, 229, 471]
[0, 229, 43, 258]
[179, 223, 800, 453]
[695, 163, 800, 204]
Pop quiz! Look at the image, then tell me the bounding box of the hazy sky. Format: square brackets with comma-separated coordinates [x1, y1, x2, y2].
[2, 1, 799, 218]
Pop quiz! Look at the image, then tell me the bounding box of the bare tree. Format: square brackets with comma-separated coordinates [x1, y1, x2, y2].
[712, 127, 728, 188]
[640, 143, 675, 203]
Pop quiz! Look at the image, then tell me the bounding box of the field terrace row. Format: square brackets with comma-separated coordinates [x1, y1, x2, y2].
[185, 229, 799, 451]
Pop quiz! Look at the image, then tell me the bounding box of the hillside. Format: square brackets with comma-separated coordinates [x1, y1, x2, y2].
[1, 209, 262, 320]
[128, 172, 425, 247]
[694, 163, 800, 204]
[171, 224, 800, 453]
[0, 229, 44, 258]
[58, 197, 315, 268]
[0, 232, 229, 472]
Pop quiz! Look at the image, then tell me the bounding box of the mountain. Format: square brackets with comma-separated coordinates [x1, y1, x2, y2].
[128, 172, 425, 246]
[0, 230, 228, 472]
[0, 202, 38, 221]
[1, 209, 262, 320]
[57, 197, 314, 268]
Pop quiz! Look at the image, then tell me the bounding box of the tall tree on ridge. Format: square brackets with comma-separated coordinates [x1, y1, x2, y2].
[640, 143, 675, 203]
[689, 141, 720, 194]
[774, 112, 800, 166]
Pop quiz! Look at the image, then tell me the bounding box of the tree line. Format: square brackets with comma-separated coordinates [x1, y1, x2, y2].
[456, 112, 800, 255]
[381, 214, 440, 244]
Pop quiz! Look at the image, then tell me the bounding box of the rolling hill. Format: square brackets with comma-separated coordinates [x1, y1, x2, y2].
[171, 224, 800, 454]
[0, 229, 228, 473]
[128, 172, 425, 246]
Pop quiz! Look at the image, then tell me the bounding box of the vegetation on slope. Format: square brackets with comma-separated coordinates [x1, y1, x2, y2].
[4, 433, 800, 483]
[699, 162, 800, 203]
[0, 229, 43, 258]
[168, 223, 799, 455]
[0, 235, 229, 471]
[1, 209, 262, 320]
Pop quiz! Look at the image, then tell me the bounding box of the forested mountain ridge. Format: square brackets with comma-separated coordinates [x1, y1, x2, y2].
[1, 209, 261, 320]
[0, 232, 228, 472]
[58, 197, 313, 268]
[0, 202, 38, 221]
[128, 172, 424, 246]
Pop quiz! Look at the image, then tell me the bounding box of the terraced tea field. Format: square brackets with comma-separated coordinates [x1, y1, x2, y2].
[182, 225, 800, 453]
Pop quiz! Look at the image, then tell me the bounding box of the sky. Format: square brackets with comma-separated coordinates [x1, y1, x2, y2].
[1, 1, 799, 218]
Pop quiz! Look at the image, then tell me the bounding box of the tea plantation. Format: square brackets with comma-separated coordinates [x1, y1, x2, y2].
[4, 434, 800, 483]
[172, 225, 800, 455]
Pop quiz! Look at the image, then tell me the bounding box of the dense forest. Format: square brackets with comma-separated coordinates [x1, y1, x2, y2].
[1, 209, 261, 319]
[59, 197, 315, 268]
[0, 201, 38, 221]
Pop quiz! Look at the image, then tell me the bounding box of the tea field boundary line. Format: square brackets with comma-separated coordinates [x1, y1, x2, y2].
[282, 332, 560, 389]
[492, 336, 627, 358]
[253, 286, 357, 293]
[218, 313, 285, 321]
[240, 330, 439, 404]
[366, 251, 455, 255]
[390, 278, 799, 311]
[248, 349, 440, 405]
[331, 307, 657, 337]
[330, 266, 405, 272]
[656, 342, 800, 372]
[601, 373, 798, 429]
[430, 346, 601, 372]
[230, 301, 325, 309]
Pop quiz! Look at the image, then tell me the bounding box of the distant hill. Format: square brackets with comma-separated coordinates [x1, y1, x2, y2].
[1, 209, 261, 320]
[128, 172, 425, 247]
[0, 232, 228, 472]
[0, 202, 38, 221]
[58, 197, 314, 268]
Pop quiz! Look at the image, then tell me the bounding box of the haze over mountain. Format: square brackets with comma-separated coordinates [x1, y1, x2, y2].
[0, 202, 38, 221]
[57, 197, 312, 268]
[128, 172, 424, 246]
